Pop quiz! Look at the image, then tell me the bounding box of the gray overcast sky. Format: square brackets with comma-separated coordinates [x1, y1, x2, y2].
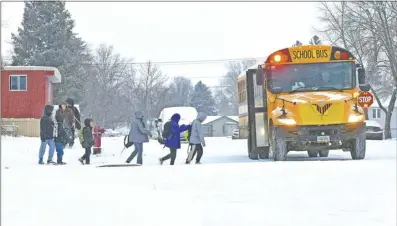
[1, 2, 322, 86]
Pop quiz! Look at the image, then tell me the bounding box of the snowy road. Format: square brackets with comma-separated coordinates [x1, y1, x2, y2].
[2, 136, 396, 226]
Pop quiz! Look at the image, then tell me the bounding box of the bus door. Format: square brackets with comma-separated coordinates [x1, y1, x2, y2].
[245, 66, 270, 159]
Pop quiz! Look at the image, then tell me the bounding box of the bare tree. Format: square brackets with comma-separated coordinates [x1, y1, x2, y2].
[134, 61, 168, 119]
[215, 59, 257, 115]
[82, 44, 135, 128]
[167, 76, 193, 107]
[315, 2, 397, 139]
[309, 35, 322, 45]
[292, 40, 303, 46]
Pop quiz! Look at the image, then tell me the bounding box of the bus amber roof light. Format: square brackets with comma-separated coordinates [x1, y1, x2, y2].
[274, 55, 281, 62]
[334, 51, 341, 60]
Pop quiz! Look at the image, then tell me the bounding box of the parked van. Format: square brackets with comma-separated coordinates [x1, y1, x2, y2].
[157, 107, 198, 142]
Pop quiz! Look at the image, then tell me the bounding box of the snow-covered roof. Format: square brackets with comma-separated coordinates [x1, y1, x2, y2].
[365, 120, 382, 128]
[227, 116, 238, 122]
[2, 66, 62, 83]
[202, 116, 222, 125]
[159, 107, 198, 126]
[202, 116, 239, 125]
[370, 97, 397, 108]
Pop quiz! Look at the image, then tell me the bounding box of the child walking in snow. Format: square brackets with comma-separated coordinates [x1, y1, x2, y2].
[125, 111, 151, 165]
[186, 112, 207, 164]
[78, 118, 95, 165]
[159, 113, 191, 165]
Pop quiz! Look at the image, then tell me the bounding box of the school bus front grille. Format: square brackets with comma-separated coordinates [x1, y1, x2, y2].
[313, 103, 332, 115]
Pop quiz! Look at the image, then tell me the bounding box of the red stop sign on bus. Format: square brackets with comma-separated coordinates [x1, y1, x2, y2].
[358, 91, 374, 108]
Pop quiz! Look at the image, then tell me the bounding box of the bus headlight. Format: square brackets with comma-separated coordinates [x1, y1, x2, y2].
[277, 118, 296, 125]
[348, 114, 365, 123]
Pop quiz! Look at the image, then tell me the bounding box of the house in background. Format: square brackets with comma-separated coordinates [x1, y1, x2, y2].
[202, 116, 238, 137]
[1, 66, 62, 137]
[367, 97, 397, 138]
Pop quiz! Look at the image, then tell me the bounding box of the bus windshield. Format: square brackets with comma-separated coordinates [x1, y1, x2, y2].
[267, 62, 355, 92]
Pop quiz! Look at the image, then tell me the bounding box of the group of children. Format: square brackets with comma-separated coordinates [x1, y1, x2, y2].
[39, 102, 208, 166]
[39, 101, 94, 165]
[125, 111, 207, 165]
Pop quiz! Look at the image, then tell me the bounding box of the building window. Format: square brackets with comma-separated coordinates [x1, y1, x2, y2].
[372, 108, 381, 119]
[9, 75, 27, 91]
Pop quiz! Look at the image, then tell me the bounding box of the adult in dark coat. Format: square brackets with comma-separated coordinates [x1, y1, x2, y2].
[56, 101, 74, 128]
[66, 98, 81, 147]
[159, 113, 191, 165]
[56, 101, 74, 141]
[39, 105, 56, 164]
[54, 107, 70, 164]
[125, 111, 151, 165]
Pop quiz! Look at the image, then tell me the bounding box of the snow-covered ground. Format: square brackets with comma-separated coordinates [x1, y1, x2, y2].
[2, 136, 396, 226]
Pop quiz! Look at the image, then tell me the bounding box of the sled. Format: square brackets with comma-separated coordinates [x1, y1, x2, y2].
[97, 163, 142, 168]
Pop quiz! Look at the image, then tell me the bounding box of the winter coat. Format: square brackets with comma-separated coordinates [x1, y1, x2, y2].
[54, 109, 71, 145]
[189, 112, 207, 145]
[164, 113, 191, 149]
[82, 118, 94, 148]
[56, 107, 74, 128]
[40, 105, 55, 141]
[128, 111, 150, 143]
[66, 98, 81, 130]
[93, 124, 105, 148]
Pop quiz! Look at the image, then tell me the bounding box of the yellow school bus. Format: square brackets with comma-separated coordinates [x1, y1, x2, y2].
[237, 45, 371, 161]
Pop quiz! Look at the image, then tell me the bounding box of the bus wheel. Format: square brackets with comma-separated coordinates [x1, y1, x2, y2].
[259, 147, 270, 159]
[318, 150, 329, 157]
[270, 125, 287, 161]
[350, 128, 366, 160]
[307, 150, 319, 157]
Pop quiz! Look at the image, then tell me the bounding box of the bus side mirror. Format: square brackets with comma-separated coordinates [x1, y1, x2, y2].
[358, 68, 366, 84]
[256, 65, 264, 86]
[359, 84, 370, 92]
[357, 68, 370, 91]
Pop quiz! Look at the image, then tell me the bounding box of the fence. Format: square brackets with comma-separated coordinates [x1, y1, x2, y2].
[1, 118, 40, 137]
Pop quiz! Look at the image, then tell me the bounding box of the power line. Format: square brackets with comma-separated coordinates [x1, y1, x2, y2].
[2, 56, 265, 66]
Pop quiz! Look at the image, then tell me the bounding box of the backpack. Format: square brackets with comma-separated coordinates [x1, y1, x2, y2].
[162, 121, 171, 140]
[124, 135, 134, 148]
[185, 121, 193, 143]
[77, 128, 84, 147]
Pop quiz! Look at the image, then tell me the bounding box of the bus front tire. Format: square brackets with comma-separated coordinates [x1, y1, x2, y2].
[270, 125, 287, 161]
[307, 150, 319, 157]
[259, 147, 270, 159]
[319, 150, 329, 157]
[350, 129, 366, 160]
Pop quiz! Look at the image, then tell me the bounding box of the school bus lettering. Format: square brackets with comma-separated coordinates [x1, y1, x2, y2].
[292, 49, 328, 60]
[316, 49, 328, 58]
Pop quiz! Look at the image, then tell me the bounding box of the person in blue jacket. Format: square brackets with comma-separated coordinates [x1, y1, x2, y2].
[159, 113, 191, 165]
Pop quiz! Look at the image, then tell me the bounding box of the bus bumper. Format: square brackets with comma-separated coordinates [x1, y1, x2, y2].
[276, 123, 365, 142]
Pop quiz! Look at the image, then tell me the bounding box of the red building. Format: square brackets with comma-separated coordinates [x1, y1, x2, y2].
[1, 66, 62, 119]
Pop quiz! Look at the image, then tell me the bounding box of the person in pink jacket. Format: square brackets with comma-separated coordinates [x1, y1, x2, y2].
[93, 124, 105, 154]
